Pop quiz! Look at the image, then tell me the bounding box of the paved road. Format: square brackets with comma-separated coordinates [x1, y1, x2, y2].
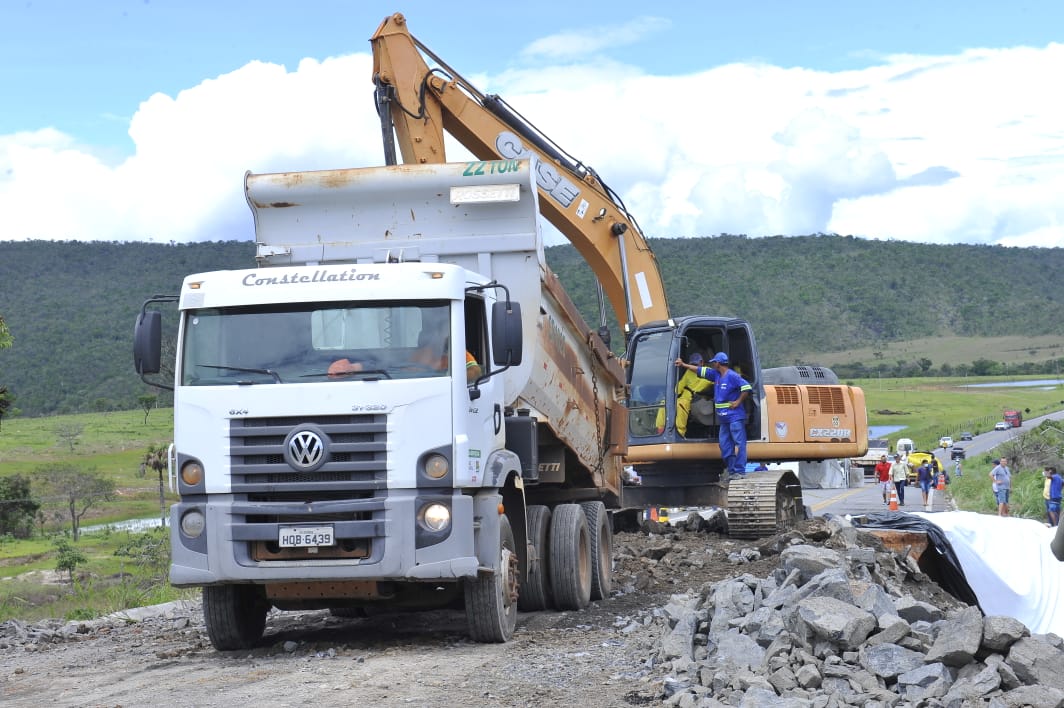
[802, 407, 1064, 518]
[802, 477, 953, 519]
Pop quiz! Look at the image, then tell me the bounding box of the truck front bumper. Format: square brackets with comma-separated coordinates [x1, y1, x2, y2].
[169, 489, 491, 586]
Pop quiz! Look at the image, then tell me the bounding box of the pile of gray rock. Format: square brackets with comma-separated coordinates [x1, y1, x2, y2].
[652, 519, 1064, 707]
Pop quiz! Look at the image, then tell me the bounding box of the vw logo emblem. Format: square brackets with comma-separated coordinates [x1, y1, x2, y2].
[284, 428, 328, 472]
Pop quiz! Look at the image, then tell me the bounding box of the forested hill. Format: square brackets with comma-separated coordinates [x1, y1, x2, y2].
[1, 236, 1062, 417]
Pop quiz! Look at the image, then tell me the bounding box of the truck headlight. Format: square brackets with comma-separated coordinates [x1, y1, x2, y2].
[424, 454, 449, 479]
[420, 503, 450, 532]
[181, 461, 204, 486]
[180, 509, 206, 538]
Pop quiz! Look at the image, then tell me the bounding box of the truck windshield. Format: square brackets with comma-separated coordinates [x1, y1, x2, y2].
[180, 301, 452, 386]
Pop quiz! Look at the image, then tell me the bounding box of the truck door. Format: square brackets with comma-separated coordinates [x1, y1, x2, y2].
[460, 295, 499, 486]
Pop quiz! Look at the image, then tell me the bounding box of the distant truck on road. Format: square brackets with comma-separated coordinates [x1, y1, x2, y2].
[1003, 410, 1023, 428]
[849, 437, 890, 478]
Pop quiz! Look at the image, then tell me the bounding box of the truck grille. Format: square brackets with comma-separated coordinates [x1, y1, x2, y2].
[229, 414, 387, 493]
[227, 414, 389, 561]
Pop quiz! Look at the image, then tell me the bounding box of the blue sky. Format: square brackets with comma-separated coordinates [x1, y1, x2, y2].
[2, 0, 1063, 247]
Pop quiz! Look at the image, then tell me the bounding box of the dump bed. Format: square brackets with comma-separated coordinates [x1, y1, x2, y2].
[244, 159, 626, 499]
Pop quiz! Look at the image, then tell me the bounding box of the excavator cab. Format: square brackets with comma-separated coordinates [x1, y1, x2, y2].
[626, 317, 763, 445]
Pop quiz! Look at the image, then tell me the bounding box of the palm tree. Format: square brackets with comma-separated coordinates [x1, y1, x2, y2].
[142, 444, 170, 526]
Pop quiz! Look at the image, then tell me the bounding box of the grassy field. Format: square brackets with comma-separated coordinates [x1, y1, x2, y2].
[805, 334, 1064, 371]
[0, 407, 175, 527]
[849, 374, 1064, 452]
[1, 376, 1062, 621]
[0, 408, 187, 621]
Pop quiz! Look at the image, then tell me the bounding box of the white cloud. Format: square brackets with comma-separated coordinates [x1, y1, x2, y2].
[520, 16, 671, 61]
[1, 41, 1063, 248]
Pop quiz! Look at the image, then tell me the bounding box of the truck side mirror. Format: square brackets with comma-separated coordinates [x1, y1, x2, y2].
[133, 310, 163, 375]
[491, 301, 522, 367]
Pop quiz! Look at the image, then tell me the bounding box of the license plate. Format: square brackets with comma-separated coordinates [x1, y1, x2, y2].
[278, 525, 335, 548]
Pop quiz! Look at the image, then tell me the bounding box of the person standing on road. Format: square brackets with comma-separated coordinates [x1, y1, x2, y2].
[889, 454, 908, 506]
[675, 351, 751, 477]
[917, 459, 934, 509]
[875, 455, 893, 504]
[990, 457, 1012, 517]
[954, 459, 963, 477]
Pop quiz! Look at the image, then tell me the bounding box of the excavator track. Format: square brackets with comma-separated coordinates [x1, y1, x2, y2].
[726, 469, 804, 539]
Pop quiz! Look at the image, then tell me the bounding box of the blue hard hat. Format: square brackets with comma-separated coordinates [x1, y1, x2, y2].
[709, 352, 729, 365]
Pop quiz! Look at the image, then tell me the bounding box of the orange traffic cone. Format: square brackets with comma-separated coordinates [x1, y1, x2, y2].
[888, 486, 899, 511]
[936, 473, 946, 491]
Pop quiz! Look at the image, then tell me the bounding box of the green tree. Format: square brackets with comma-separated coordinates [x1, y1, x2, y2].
[0, 386, 13, 431]
[37, 464, 115, 541]
[0, 314, 12, 432]
[114, 526, 170, 581]
[0, 473, 39, 538]
[53, 537, 86, 584]
[0, 313, 11, 350]
[54, 422, 84, 453]
[138, 394, 158, 425]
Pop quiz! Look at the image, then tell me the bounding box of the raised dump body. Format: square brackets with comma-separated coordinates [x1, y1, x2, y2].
[135, 159, 626, 648]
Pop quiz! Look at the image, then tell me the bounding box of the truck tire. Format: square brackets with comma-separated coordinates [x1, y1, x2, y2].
[580, 501, 613, 601]
[202, 584, 269, 651]
[465, 514, 518, 642]
[518, 505, 552, 611]
[548, 503, 591, 610]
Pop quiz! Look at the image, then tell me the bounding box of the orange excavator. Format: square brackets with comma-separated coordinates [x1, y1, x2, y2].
[370, 13, 867, 537]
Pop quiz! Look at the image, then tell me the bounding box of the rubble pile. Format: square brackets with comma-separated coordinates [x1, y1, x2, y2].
[649, 517, 1064, 707]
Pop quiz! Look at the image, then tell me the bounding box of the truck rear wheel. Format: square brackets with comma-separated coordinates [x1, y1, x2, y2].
[465, 514, 519, 642]
[518, 505, 552, 611]
[202, 584, 269, 651]
[548, 503, 591, 610]
[580, 501, 613, 601]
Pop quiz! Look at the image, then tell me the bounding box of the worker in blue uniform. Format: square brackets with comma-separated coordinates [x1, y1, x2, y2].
[674, 351, 752, 478]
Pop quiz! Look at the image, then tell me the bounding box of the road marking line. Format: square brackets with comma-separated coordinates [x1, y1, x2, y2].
[810, 487, 870, 513]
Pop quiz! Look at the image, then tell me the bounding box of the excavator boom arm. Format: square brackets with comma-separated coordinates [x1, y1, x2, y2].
[370, 12, 670, 330]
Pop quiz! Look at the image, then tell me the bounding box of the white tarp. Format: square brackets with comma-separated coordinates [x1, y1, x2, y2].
[915, 510, 1064, 636]
[796, 459, 848, 489]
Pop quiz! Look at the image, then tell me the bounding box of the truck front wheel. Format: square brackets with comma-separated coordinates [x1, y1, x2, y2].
[465, 514, 519, 642]
[202, 584, 269, 651]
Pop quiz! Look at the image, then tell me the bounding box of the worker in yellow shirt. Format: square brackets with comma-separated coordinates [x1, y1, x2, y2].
[656, 352, 713, 437]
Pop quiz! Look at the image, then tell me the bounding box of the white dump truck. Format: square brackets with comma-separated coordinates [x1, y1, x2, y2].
[133, 159, 627, 648]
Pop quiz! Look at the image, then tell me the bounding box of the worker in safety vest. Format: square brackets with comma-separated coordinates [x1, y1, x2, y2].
[675, 351, 752, 477]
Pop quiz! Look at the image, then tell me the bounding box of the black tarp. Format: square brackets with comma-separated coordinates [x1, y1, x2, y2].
[850, 511, 981, 608]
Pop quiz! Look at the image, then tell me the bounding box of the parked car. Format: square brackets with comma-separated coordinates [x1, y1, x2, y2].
[994, 421, 1009, 431]
[959, 431, 973, 441]
[938, 436, 954, 448]
[950, 445, 966, 460]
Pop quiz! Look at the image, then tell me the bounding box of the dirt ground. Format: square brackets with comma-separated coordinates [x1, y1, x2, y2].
[0, 517, 958, 708]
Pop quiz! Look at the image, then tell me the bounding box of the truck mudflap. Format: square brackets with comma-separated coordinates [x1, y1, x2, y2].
[169, 490, 489, 586]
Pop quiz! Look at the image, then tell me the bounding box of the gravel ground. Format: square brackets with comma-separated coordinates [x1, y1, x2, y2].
[0, 517, 959, 707]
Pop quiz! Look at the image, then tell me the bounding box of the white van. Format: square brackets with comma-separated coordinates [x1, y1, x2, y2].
[895, 438, 915, 458]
